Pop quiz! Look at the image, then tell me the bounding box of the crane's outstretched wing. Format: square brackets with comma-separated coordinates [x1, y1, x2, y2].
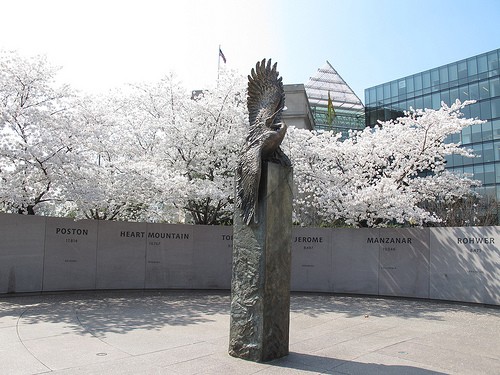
[237, 59, 287, 225]
[247, 59, 285, 132]
[236, 144, 261, 225]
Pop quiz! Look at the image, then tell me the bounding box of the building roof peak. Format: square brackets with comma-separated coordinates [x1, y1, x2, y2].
[305, 61, 364, 111]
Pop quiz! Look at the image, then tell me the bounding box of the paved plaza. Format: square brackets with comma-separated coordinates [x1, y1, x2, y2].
[0, 290, 499, 374]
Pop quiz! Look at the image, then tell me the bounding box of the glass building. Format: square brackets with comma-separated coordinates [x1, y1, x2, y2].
[305, 61, 365, 136]
[365, 48, 500, 203]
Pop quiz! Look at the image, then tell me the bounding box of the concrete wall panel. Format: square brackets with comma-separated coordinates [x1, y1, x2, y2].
[145, 223, 194, 289]
[332, 228, 380, 294]
[192, 225, 232, 289]
[0, 213, 45, 293]
[378, 228, 430, 298]
[430, 227, 500, 305]
[43, 218, 98, 291]
[291, 227, 332, 292]
[96, 220, 147, 289]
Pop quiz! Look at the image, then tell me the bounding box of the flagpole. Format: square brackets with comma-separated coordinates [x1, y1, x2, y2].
[217, 44, 221, 85]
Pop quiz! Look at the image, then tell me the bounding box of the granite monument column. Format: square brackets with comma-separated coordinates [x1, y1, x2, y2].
[229, 59, 293, 362]
[229, 162, 292, 362]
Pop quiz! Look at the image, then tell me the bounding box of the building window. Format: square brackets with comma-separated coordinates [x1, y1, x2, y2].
[480, 100, 492, 119]
[478, 55, 488, 74]
[488, 51, 499, 76]
[494, 120, 500, 139]
[492, 97, 500, 118]
[414, 73, 423, 91]
[484, 163, 495, 184]
[469, 82, 479, 100]
[482, 121, 493, 141]
[471, 124, 483, 143]
[458, 61, 467, 79]
[490, 77, 500, 97]
[440, 66, 449, 84]
[467, 57, 478, 76]
[449, 63, 458, 81]
[484, 142, 495, 162]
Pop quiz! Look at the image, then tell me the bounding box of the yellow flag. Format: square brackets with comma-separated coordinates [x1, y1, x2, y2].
[327, 91, 335, 125]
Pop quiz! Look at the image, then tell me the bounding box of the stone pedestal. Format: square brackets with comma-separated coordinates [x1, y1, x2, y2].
[229, 162, 293, 362]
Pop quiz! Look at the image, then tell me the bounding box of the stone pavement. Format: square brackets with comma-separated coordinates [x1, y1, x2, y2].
[0, 290, 499, 375]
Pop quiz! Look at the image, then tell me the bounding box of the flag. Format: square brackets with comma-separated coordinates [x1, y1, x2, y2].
[327, 91, 336, 125]
[219, 48, 226, 64]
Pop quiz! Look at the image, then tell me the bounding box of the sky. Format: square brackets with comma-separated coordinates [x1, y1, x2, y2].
[1, 0, 499, 102]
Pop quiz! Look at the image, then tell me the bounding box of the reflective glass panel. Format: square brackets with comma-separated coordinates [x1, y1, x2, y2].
[432, 93, 441, 109]
[458, 61, 467, 78]
[484, 163, 495, 184]
[481, 100, 492, 119]
[398, 79, 406, 94]
[459, 85, 469, 102]
[441, 90, 450, 105]
[462, 126, 472, 144]
[484, 142, 495, 162]
[383, 83, 391, 99]
[473, 143, 483, 163]
[469, 82, 479, 100]
[431, 69, 440, 86]
[488, 51, 499, 76]
[414, 74, 422, 90]
[474, 164, 485, 182]
[439, 66, 449, 83]
[495, 140, 500, 159]
[464, 165, 474, 174]
[490, 77, 500, 97]
[462, 103, 471, 118]
[422, 71, 431, 88]
[478, 55, 488, 73]
[450, 87, 459, 102]
[471, 124, 483, 143]
[492, 97, 500, 118]
[467, 57, 478, 76]
[480, 80, 490, 99]
[368, 87, 376, 104]
[493, 120, 500, 139]
[482, 121, 493, 141]
[377, 85, 383, 102]
[415, 97, 423, 109]
[405, 77, 414, 93]
[449, 63, 458, 81]
[391, 81, 398, 97]
[423, 95, 431, 109]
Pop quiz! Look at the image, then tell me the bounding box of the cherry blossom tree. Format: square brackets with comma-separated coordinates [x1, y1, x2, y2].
[285, 100, 482, 227]
[150, 69, 246, 224]
[0, 51, 76, 214]
[64, 69, 246, 224]
[61, 92, 160, 220]
[0, 51, 484, 227]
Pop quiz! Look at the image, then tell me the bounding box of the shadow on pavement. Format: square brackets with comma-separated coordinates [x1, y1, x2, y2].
[270, 352, 446, 374]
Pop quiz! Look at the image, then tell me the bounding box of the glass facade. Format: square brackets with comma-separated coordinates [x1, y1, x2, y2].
[365, 48, 500, 202]
[306, 61, 365, 137]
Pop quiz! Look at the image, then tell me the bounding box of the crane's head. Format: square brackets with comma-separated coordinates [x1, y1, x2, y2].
[265, 105, 286, 130]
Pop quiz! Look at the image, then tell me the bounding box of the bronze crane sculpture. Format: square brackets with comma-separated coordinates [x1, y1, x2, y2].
[236, 59, 291, 225]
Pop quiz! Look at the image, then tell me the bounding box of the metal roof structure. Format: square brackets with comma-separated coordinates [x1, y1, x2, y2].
[305, 61, 364, 112]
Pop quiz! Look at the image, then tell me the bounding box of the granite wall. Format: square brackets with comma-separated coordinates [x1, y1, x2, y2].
[0, 213, 498, 305]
